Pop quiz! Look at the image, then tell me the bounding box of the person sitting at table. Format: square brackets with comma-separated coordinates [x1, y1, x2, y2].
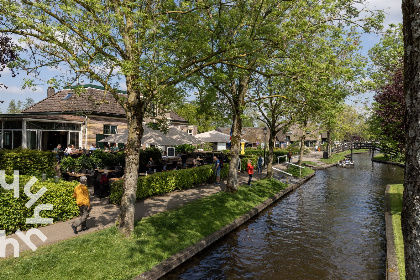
[53, 144, 63, 161]
[64, 144, 73, 156]
[147, 157, 154, 173]
[89, 143, 98, 151]
[111, 143, 119, 152]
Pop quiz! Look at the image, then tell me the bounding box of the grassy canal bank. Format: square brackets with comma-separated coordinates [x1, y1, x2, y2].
[0, 179, 289, 280]
[388, 184, 405, 280]
[319, 149, 368, 164]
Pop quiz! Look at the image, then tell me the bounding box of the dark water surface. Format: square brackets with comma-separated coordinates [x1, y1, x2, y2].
[162, 153, 404, 280]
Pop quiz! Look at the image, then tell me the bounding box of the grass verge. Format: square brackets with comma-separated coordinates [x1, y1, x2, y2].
[302, 161, 318, 166]
[319, 149, 367, 164]
[374, 153, 405, 165]
[388, 184, 405, 280]
[287, 164, 315, 178]
[0, 179, 287, 280]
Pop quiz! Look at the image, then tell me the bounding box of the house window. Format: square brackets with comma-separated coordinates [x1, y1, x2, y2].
[167, 147, 175, 157]
[103, 125, 118, 135]
[62, 93, 73, 100]
[187, 129, 193, 136]
[69, 132, 80, 149]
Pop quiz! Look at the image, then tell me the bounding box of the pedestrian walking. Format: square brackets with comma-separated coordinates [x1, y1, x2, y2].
[214, 156, 221, 185]
[257, 154, 264, 173]
[288, 150, 292, 163]
[247, 159, 254, 186]
[71, 176, 91, 234]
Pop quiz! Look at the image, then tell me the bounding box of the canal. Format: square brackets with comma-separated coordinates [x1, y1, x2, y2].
[162, 153, 404, 280]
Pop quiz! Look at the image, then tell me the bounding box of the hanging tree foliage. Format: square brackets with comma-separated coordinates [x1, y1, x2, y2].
[0, 35, 19, 88]
[370, 65, 404, 156]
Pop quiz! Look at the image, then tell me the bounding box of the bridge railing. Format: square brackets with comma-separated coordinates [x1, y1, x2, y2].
[273, 167, 292, 184]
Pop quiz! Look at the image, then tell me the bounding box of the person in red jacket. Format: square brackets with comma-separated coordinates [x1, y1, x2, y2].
[247, 159, 254, 186]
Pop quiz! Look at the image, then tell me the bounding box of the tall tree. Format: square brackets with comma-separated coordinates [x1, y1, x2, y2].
[368, 23, 403, 90]
[6, 99, 20, 113]
[251, 77, 294, 179]
[195, 0, 382, 191]
[173, 99, 230, 133]
[0, 0, 223, 236]
[402, 0, 420, 277]
[369, 65, 404, 155]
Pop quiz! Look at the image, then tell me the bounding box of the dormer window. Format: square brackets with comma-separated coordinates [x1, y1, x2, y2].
[104, 125, 117, 135]
[62, 93, 73, 100]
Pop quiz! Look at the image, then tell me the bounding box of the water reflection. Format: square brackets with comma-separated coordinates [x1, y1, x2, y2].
[163, 153, 404, 280]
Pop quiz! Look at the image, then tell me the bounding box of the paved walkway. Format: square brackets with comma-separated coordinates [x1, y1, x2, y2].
[4, 171, 266, 258]
[4, 152, 331, 258]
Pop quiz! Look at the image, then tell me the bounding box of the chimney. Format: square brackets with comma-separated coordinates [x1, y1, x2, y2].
[47, 87, 55, 97]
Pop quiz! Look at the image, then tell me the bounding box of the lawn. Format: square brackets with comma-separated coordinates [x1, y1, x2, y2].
[319, 149, 367, 164]
[388, 184, 405, 280]
[0, 179, 287, 280]
[287, 164, 315, 178]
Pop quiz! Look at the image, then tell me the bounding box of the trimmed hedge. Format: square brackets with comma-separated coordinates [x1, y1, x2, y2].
[0, 148, 56, 177]
[110, 164, 229, 205]
[0, 175, 79, 234]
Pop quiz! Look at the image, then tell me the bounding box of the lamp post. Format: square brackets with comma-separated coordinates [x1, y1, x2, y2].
[263, 127, 267, 167]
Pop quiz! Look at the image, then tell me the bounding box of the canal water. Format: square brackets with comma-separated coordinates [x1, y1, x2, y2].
[162, 153, 404, 280]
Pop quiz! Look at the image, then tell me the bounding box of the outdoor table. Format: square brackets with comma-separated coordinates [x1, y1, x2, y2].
[139, 172, 155, 176]
[109, 177, 122, 183]
[96, 169, 115, 173]
[66, 173, 89, 178]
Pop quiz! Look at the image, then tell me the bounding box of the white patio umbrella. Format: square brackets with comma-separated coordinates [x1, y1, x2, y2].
[167, 127, 202, 145]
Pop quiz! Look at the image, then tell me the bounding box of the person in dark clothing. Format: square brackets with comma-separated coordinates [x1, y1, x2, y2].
[288, 150, 292, 163]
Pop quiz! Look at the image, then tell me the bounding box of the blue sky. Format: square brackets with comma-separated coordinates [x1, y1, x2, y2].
[0, 0, 403, 113]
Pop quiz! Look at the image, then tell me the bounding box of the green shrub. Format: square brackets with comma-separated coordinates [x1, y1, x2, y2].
[59, 156, 77, 173]
[0, 148, 55, 177]
[175, 144, 195, 154]
[110, 164, 229, 205]
[0, 175, 79, 234]
[76, 154, 95, 170]
[90, 150, 117, 168]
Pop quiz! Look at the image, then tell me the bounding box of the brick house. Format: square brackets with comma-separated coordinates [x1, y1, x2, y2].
[0, 84, 196, 150]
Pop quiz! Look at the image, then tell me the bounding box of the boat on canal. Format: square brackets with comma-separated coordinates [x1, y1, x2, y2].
[337, 158, 354, 167]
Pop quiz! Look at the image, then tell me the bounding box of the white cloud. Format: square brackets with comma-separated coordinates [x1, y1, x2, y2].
[119, 82, 127, 91]
[0, 85, 43, 95]
[366, 0, 402, 27]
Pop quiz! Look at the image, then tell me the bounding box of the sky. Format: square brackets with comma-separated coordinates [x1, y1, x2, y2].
[0, 0, 403, 113]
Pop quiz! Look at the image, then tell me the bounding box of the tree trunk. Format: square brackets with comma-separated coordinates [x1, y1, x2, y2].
[117, 84, 144, 237]
[266, 129, 275, 179]
[327, 130, 332, 156]
[226, 109, 241, 193]
[298, 135, 305, 166]
[226, 76, 248, 192]
[402, 1, 420, 277]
